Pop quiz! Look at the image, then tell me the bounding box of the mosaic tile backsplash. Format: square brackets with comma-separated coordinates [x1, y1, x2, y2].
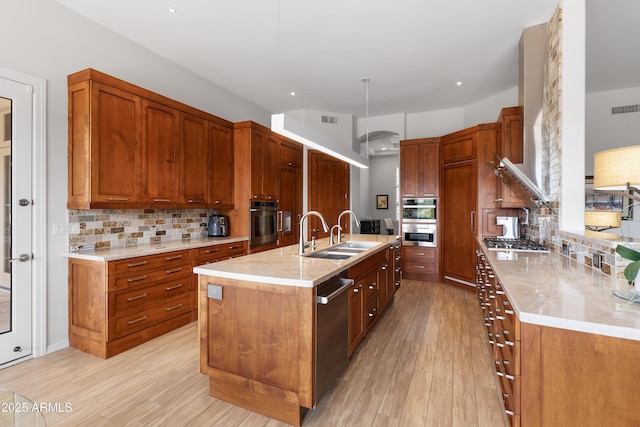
[68, 209, 213, 251]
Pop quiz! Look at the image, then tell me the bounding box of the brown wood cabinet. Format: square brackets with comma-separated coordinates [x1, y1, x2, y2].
[400, 138, 440, 197]
[278, 139, 303, 247]
[476, 246, 640, 426]
[248, 126, 279, 201]
[308, 150, 350, 240]
[347, 247, 390, 356]
[67, 68, 234, 209]
[208, 122, 234, 208]
[495, 107, 528, 208]
[68, 241, 247, 358]
[401, 246, 438, 281]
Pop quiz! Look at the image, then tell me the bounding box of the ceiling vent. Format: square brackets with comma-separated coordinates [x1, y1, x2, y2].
[612, 104, 640, 115]
[321, 115, 338, 124]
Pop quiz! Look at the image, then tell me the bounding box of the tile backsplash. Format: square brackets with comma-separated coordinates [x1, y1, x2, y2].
[68, 209, 213, 251]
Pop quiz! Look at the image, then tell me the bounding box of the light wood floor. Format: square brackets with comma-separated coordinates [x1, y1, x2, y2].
[0, 280, 507, 426]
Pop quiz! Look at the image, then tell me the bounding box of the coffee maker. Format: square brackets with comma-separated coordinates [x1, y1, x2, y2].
[208, 214, 228, 237]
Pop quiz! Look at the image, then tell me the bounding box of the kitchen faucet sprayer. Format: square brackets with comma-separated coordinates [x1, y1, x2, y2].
[299, 211, 329, 254]
[337, 210, 360, 243]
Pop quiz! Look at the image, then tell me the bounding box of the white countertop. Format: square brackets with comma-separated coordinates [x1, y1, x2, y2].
[194, 235, 399, 287]
[63, 236, 249, 261]
[479, 241, 640, 341]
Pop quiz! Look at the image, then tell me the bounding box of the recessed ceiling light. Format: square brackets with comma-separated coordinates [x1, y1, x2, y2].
[168, 7, 177, 13]
[456, 81, 462, 86]
[290, 91, 295, 96]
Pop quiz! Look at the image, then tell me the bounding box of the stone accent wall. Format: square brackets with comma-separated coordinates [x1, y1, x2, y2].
[67, 209, 212, 251]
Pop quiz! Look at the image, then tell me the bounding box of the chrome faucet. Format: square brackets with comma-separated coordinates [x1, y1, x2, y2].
[329, 225, 342, 246]
[299, 211, 329, 254]
[336, 210, 360, 243]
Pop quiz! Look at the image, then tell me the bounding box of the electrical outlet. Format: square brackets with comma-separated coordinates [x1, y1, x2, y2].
[53, 223, 81, 235]
[208, 284, 223, 300]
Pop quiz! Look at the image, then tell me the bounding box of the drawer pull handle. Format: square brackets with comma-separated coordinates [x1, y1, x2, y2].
[505, 309, 514, 315]
[127, 261, 149, 268]
[229, 245, 241, 249]
[166, 284, 183, 291]
[108, 197, 129, 201]
[127, 275, 148, 283]
[154, 199, 171, 202]
[165, 255, 183, 261]
[127, 315, 148, 325]
[353, 288, 359, 293]
[368, 284, 376, 290]
[381, 265, 388, 270]
[505, 340, 514, 346]
[188, 199, 203, 203]
[165, 268, 183, 274]
[415, 252, 425, 256]
[505, 374, 514, 380]
[126, 293, 148, 302]
[502, 360, 510, 365]
[205, 249, 219, 254]
[502, 392, 510, 399]
[166, 303, 183, 311]
[496, 315, 506, 320]
[505, 410, 514, 416]
[414, 265, 425, 269]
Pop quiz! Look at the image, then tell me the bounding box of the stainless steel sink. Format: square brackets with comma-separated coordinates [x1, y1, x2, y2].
[301, 241, 379, 259]
[302, 250, 358, 260]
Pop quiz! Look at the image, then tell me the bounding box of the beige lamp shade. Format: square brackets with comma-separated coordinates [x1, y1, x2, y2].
[593, 145, 640, 190]
[584, 210, 622, 228]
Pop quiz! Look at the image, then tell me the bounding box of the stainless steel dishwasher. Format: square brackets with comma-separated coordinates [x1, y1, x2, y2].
[315, 273, 353, 407]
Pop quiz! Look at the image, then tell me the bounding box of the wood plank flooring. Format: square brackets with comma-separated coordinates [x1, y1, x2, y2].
[0, 280, 507, 426]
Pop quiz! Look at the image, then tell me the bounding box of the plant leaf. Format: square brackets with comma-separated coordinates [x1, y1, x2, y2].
[624, 260, 640, 282]
[616, 245, 640, 261]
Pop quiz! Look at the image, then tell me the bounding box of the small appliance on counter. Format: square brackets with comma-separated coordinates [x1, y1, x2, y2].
[208, 214, 229, 237]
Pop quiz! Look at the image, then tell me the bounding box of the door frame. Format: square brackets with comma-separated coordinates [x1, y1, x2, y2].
[0, 66, 47, 361]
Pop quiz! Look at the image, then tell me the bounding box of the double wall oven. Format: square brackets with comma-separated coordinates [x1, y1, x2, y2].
[401, 198, 437, 246]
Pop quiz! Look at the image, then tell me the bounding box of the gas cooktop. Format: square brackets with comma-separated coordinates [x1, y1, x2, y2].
[483, 237, 550, 253]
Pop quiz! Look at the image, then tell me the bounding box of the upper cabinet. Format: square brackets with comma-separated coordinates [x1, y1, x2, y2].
[400, 138, 440, 198]
[495, 107, 528, 208]
[249, 127, 279, 201]
[68, 80, 143, 207]
[67, 68, 234, 210]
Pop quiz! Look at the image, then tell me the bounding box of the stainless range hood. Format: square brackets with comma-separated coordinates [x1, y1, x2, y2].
[492, 155, 557, 214]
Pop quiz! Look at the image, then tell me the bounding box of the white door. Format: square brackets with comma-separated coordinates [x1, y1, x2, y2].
[0, 77, 33, 365]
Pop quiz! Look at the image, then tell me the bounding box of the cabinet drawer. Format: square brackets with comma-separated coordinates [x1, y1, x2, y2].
[112, 263, 191, 291]
[114, 294, 191, 338]
[364, 278, 378, 301]
[193, 242, 247, 264]
[348, 249, 386, 279]
[111, 250, 189, 275]
[114, 277, 191, 317]
[402, 247, 436, 260]
[401, 261, 437, 274]
[498, 374, 516, 414]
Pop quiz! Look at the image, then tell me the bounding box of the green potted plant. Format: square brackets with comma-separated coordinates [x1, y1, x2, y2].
[615, 245, 640, 293]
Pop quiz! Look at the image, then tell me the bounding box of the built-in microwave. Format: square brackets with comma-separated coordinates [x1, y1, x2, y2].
[402, 223, 437, 247]
[402, 198, 436, 222]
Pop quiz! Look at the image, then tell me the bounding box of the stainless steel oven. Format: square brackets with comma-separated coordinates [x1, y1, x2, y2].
[250, 201, 278, 247]
[402, 222, 437, 247]
[402, 198, 436, 222]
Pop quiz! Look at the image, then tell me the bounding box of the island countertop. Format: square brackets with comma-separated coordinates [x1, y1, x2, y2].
[479, 240, 640, 341]
[194, 234, 399, 287]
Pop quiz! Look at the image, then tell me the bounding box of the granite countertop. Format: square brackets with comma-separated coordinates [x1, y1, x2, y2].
[63, 236, 249, 262]
[194, 234, 399, 288]
[479, 240, 640, 341]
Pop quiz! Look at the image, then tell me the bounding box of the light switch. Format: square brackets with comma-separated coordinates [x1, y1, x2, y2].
[208, 284, 223, 300]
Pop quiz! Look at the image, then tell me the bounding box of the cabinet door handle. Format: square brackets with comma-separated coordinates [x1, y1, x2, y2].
[166, 303, 183, 311]
[165, 268, 183, 274]
[127, 315, 148, 325]
[126, 293, 148, 302]
[471, 211, 476, 233]
[127, 275, 148, 283]
[165, 284, 183, 291]
[278, 211, 283, 232]
[127, 261, 149, 268]
[165, 255, 183, 261]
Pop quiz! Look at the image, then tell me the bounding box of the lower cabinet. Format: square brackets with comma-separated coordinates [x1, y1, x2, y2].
[401, 246, 438, 281]
[68, 241, 247, 358]
[347, 241, 399, 356]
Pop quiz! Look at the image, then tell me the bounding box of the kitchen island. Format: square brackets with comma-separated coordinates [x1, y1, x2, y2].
[477, 240, 640, 426]
[194, 234, 399, 426]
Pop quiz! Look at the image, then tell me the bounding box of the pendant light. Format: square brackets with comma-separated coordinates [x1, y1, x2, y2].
[362, 77, 370, 157]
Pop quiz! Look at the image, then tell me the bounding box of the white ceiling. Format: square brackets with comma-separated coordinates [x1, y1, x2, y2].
[54, 0, 639, 119]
